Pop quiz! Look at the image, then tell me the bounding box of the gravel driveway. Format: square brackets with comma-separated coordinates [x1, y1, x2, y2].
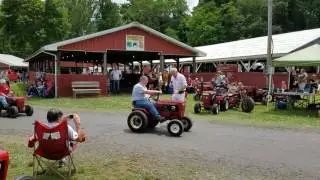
[1, 107, 320, 179]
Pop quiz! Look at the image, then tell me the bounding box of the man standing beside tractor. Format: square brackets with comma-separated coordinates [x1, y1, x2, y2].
[169, 68, 187, 102]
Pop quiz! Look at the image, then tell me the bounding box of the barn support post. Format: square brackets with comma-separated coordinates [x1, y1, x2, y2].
[192, 57, 196, 73]
[150, 60, 153, 73]
[55, 52, 60, 98]
[103, 51, 107, 75]
[160, 53, 164, 72]
[43, 51, 58, 98]
[176, 58, 180, 72]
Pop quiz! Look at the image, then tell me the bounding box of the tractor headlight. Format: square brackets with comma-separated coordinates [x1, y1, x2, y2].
[171, 105, 176, 111]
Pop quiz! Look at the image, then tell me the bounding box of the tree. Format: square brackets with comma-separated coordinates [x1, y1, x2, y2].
[95, 0, 122, 31]
[64, 0, 97, 37]
[120, 0, 189, 41]
[186, 1, 244, 46]
[0, 0, 44, 57]
[42, 0, 71, 44]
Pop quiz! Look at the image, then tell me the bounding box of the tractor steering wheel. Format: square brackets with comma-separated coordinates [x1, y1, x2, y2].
[146, 93, 160, 102]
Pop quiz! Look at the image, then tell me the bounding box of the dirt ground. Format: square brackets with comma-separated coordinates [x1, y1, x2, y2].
[1, 107, 320, 179]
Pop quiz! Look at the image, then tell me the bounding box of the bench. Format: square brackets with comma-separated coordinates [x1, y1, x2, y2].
[72, 81, 101, 98]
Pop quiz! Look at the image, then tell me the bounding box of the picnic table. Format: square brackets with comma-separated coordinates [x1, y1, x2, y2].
[273, 91, 316, 110]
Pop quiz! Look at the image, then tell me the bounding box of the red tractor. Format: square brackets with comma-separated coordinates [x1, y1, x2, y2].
[194, 86, 229, 115]
[0, 83, 34, 118]
[244, 86, 270, 105]
[227, 89, 255, 113]
[127, 94, 193, 137]
[193, 81, 213, 101]
[0, 148, 32, 180]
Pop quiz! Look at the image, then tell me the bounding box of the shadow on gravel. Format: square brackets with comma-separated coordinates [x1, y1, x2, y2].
[123, 126, 183, 138]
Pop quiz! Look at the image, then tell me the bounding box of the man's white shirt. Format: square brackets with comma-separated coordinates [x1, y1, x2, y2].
[170, 73, 187, 101]
[111, 70, 122, 80]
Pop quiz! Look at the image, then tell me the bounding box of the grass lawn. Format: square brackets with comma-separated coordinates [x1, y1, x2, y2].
[28, 94, 320, 130]
[2, 135, 277, 180]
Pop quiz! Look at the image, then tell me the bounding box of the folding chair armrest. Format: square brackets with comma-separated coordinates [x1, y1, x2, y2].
[28, 135, 37, 148]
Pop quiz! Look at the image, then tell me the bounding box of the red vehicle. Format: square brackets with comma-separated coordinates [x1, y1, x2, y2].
[194, 86, 229, 115]
[0, 83, 34, 118]
[0, 149, 32, 180]
[127, 94, 193, 137]
[0, 149, 9, 180]
[227, 88, 255, 113]
[193, 81, 213, 101]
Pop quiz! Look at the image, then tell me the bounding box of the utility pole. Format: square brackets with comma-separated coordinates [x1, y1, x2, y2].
[267, 0, 273, 106]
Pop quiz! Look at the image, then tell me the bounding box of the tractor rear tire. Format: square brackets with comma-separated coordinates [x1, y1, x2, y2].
[220, 98, 229, 111]
[181, 116, 193, 132]
[127, 110, 148, 132]
[7, 106, 19, 118]
[194, 103, 201, 114]
[241, 97, 255, 113]
[167, 120, 184, 137]
[211, 104, 219, 115]
[25, 105, 34, 116]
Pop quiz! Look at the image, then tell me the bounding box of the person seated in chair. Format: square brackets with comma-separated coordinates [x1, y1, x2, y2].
[29, 109, 87, 151]
[132, 76, 165, 122]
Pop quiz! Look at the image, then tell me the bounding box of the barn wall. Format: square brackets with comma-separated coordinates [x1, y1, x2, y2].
[29, 72, 108, 97]
[59, 27, 194, 56]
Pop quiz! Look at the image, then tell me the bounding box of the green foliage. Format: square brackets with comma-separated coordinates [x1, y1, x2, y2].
[64, 0, 97, 37]
[42, 0, 71, 44]
[95, 0, 122, 31]
[11, 82, 28, 97]
[121, 0, 189, 41]
[0, 0, 319, 57]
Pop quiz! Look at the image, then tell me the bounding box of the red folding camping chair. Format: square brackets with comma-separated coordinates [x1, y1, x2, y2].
[0, 149, 9, 180]
[29, 120, 76, 179]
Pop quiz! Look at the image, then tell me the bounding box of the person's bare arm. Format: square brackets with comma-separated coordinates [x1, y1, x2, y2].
[145, 89, 162, 95]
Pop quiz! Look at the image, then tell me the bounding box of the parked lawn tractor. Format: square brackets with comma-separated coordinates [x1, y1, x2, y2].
[193, 81, 213, 101]
[227, 89, 255, 113]
[194, 86, 229, 115]
[0, 83, 34, 118]
[127, 94, 193, 137]
[244, 86, 270, 105]
[0, 148, 32, 180]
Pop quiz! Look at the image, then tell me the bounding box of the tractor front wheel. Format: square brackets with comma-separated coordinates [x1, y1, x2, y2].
[167, 120, 184, 137]
[220, 98, 229, 111]
[25, 105, 34, 116]
[211, 104, 219, 115]
[194, 103, 201, 114]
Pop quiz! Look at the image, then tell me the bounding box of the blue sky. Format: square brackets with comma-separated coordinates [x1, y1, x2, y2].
[112, 0, 199, 10]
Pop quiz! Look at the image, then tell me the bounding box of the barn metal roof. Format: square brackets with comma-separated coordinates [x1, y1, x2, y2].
[179, 28, 320, 63]
[0, 54, 28, 67]
[26, 22, 205, 61]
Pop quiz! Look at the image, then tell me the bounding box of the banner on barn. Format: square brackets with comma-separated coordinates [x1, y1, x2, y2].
[126, 35, 145, 51]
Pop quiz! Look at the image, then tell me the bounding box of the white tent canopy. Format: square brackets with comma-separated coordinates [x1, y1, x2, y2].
[272, 43, 320, 67]
[0, 54, 28, 68]
[136, 28, 320, 65]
